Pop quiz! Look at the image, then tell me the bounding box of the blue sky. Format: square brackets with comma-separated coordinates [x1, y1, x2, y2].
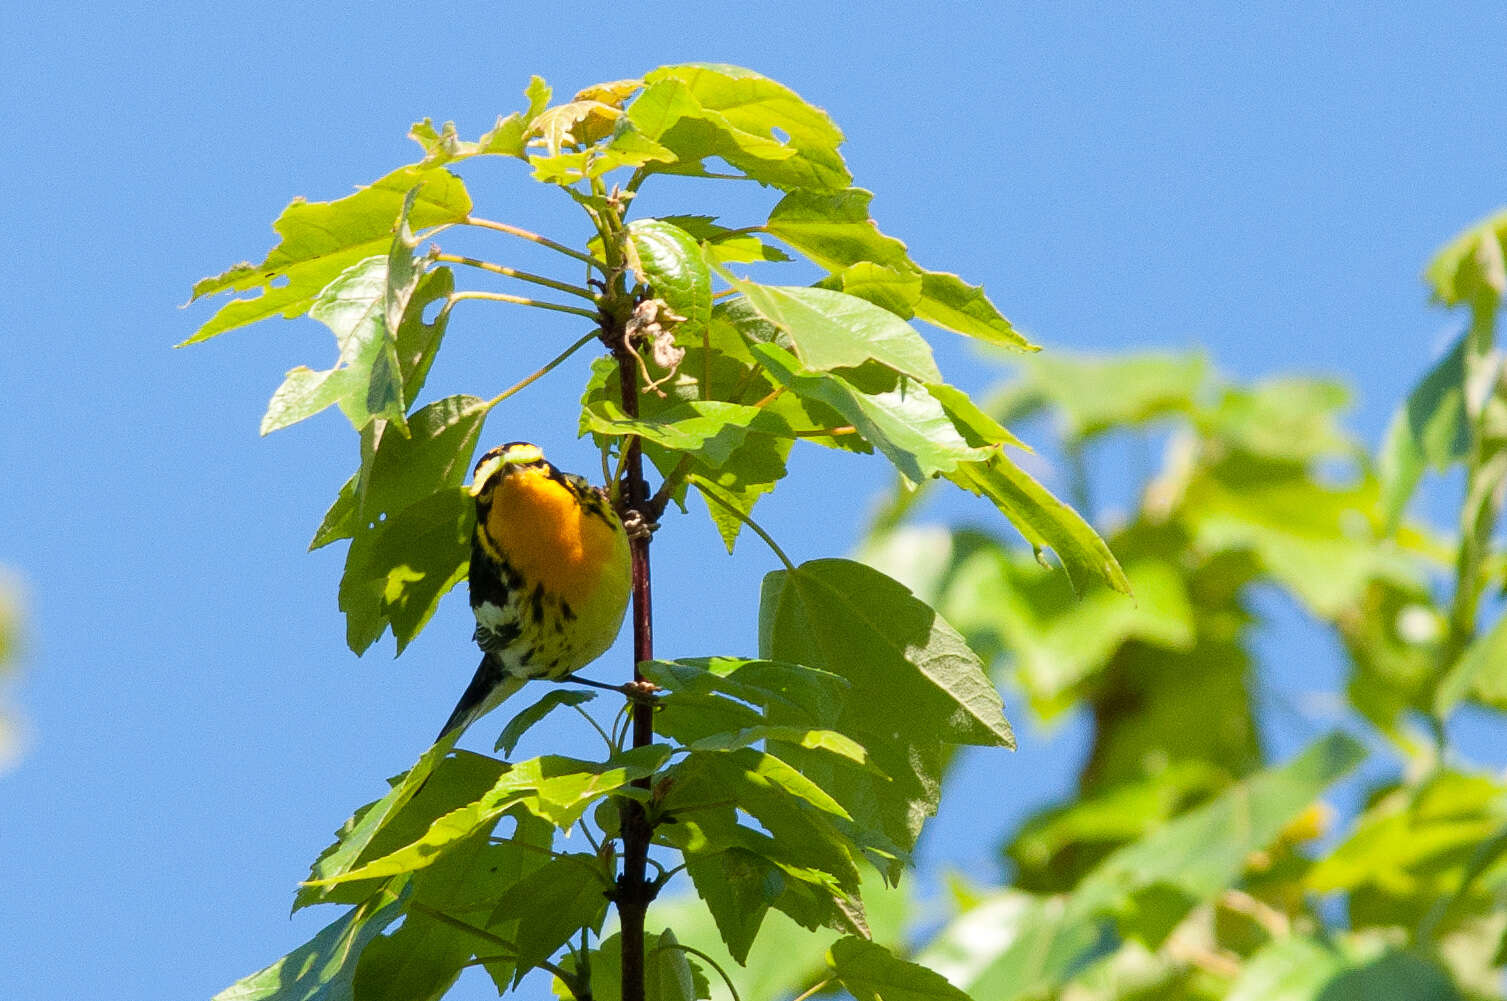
[3, 3, 1506, 999]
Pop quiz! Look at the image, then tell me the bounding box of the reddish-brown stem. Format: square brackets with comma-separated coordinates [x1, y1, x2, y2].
[609, 304, 657, 1001]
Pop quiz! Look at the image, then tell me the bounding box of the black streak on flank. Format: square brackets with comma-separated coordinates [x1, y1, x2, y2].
[529, 584, 546, 624]
[559, 601, 576, 622]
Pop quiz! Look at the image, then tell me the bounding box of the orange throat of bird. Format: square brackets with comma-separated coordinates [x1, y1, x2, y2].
[485, 469, 618, 606]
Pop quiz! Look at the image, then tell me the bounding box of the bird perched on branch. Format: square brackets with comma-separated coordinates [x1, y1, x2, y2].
[437, 441, 632, 740]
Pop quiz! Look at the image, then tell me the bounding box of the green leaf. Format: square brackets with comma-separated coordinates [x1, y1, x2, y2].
[944, 452, 1131, 595]
[495, 689, 597, 756]
[829, 937, 976, 1001]
[1200, 376, 1355, 462]
[750, 344, 982, 482]
[1072, 732, 1365, 922]
[759, 559, 1012, 860]
[186, 166, 471, 343]
[1307, 770, 1507, 932]
[1227, 935, 1460, 1001]
[817, 262, 923, 318]
[1426, 208, 1507, 307]
[407, 77, 552, 167]
[661, 747, 862, 896]
[1377, 332, 1469, 534]
[306, 747, 670, 890]
[297, 748, 507, 909]
[337, 486, 472, 656]
[582, 398, 795, 466]
[943, 734, 1365, 1000]
[1181, 456, 1415, 619]
[764, 188, 1032, 349]
[489, 853, 611, 982]
[681, 847, 780, 965]
[990, 350, 1208, 438]
[213, 881, 410, 1001]
[350, 909, 473, 1001]
[260, 255, 407, 435]
[1005, 761, 1226, 893]
[1437, 612, 1507, 713]
[311, 394, 489, 550]
[627, 218, 713, 343]
[552, 930, 711, 1001]
[939, 543, 1193, 716]
[727, 281, 941, 381]
[658, 214, 792, 263]
[644, 657, 853, 725]
[632, 64, 850, 192]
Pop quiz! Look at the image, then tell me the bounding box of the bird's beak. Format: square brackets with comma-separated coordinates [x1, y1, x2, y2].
[469, 455, 506, 497]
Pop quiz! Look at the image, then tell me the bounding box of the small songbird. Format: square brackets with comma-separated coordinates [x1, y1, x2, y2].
[436, 442, 632, 740]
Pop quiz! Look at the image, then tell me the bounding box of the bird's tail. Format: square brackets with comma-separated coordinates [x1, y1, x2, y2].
[436, 655, 529, 742]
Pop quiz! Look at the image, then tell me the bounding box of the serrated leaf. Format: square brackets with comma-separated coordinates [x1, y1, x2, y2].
[338, 487, 472, 656]
[829, 937, 975, 1001]
[759, 559, 1012, 862]
[944, 452, 1131, 595]
[682, 848, 780, 965]
[186, 166, 471, 343]
[727, 281, 941, 381]
[495, 689, 598, 756]
[662, 748, 862, 895]
[764, 187, 1032, 349]
[214, 881, 410, 1001]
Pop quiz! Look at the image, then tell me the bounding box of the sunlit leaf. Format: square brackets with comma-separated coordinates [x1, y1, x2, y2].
[632, 64, 850, 192]
[940, 735, 1364, 1001]
[1308, 770, 1507, 933]
[187, 166, 470, 343]
[750, 344, 981, 481]
[945, 452, 1131, 596]
[726, 281, 941, 381]
[1426, 208, 1507, 306]
[764, 187, 1031, 349]
[311, 394, 489, 550]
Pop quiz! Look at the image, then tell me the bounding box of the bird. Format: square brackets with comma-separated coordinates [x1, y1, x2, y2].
[436, 441, 633, 741]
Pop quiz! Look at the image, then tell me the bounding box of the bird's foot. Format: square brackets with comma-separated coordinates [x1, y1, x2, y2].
[620, 508, 659, 542]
